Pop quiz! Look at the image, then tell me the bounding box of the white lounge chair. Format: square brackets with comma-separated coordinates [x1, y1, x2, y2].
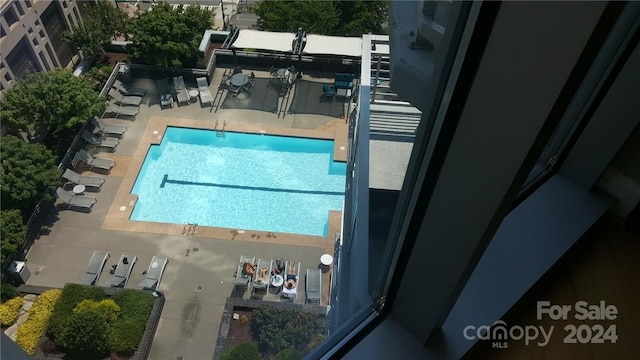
[105, 103, 139, 118]
[139, 256, 168, 290]
[173, 76, 189, 105]
[105, 254, 138, 287]
[306, 269, 322, 305]
[91, 116, 127, 137]
[252, 258, 273, 293]
[55, 187, 97, 211]
[81, 130, 119, 150]
[281, 261, 300, 300]
[108, 89, 143, 106]
[62, 169, 105, 190]
[80, 251, 110, 285]
[196, 77, 214, 106]
[113, 79, 147, 97]
[73, 149, 116, 172]
[235, 255, 256, 288]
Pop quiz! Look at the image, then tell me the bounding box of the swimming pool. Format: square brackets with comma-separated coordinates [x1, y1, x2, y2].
[130, 127, 346, 236]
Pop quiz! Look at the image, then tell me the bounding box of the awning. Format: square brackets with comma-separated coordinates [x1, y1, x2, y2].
[302, 35, 363, 57]
[231, 29, 296, 53]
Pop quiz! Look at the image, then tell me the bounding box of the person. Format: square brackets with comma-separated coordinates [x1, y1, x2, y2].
[285, 262, 297, 289]
[257, 266, 268, 283]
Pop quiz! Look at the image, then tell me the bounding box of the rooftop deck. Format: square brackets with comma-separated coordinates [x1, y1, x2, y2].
[24, 65, 348, 360]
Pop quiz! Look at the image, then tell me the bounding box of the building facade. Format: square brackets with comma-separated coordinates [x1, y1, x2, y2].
[0, 0, 89, 91]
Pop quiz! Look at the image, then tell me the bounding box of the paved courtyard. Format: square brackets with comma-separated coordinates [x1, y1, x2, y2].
[24, 65, 350, 360]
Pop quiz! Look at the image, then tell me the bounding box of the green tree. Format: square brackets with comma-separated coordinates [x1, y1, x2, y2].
[58, 309, 110, 357]
[0, 70, 105, 136]
[252, 306, 324, 352]
[219, 342, 261, 360]
[254, 1, 388, 36]
[275, 348, 303, 360]
[127, 3, 213, 69]
[0, 136, 60, 211]
[0, 210, 27, 264]
[63, 0, 130, 58]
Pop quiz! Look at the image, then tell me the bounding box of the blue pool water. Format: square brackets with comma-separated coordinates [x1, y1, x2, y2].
[130, 127, 346, 236]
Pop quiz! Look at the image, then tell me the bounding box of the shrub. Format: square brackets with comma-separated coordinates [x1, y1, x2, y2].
[0, 210, 27, 264]
[219, 342, 261, 360]
[16, 289, 61, 354]
[108, 318, 145, 354]
[48, 284, 106, 340]
[252, 306, 325, 352]
[275, 348, 302, 360]
[58, 308, 110, 357]
[240, 314, 249, 325]
[0, 296, 24, 326]
[109, 290, 154, 354]
[111, 289, 154, 321]
[1, 283, 20, 303]
[74, 299, 121, 322]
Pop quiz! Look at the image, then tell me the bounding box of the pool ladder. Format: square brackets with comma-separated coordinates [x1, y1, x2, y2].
[183, 223, 198, 236]
[215, 120, 226, 137]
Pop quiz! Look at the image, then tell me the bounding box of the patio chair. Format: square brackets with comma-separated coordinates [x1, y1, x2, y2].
[172, 76, 190, 105]
[73, 149, 116, 172]
[108, 88, 143, 106]
[80, 251, 110, 285]
[105, 254, 138, 287]
[323, 83, 337, 99]
[113, 79, 147, 97]
[157, 79, 175, 108]
[305, 269, 322, 305]
[62, 168, 105, 191]
[139, 256, 169, 290]
[196, 77, 214, 106]
[105, 103, 139, 118]
[281, 261, 300, 300]
[91, 116, 127, 137]
[252, 258, 273, 293]
[235, 255, 256, 288]
[81, 130, 119, 150]
[55, 187, 97, 211]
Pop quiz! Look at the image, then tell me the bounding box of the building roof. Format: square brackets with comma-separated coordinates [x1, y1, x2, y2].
[231, 29, 296, 52]
[303, 35, 363, 57]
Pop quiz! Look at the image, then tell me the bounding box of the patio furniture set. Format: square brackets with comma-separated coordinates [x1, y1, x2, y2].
[157, 76, 214, 108]
[323, 73, 355, 100]
[80, 251, 168, 290]
[269, 65, 297, 94]
[234, 256, 322, 304]
[222, 67, 256, 95]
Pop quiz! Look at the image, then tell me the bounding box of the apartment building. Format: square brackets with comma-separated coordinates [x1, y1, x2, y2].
[0, 0, 91, 91]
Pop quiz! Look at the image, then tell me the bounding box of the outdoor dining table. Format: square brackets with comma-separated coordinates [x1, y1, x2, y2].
[230, 73, 250, 87]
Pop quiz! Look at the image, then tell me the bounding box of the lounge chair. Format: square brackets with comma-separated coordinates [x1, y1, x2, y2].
[157, 79, 175, 108]
[105, 254, 138, 287]
[305, 269, 322, 305]
[73, 149, 116, 172]
[108, 89, 143, 106]
[235, 255, 256, 288]
[113, 79, 147, 97]
[139, 256, 168, 290]
[80, 251, 110, 285]
[55, 187, 97, 211]
[81, 130, 119, 150]
[91, 116, 127, 137]
[196, 77, 214, 106]
[62, 168, 105, 191]
[252, 258, 273, 293]
[105, 103, 139, 118]
[281, 261, 300, 300]
[323, 83, 336, 99]
[172, 76, 189, 105]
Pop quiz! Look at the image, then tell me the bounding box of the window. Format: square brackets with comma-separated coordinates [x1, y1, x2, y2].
[6, 37, 42, 79]
[25, 0, 32, 8]
[45, 43, 58, 67]
[73, 7, 81, 26]
[3, 8, 19, 27]
[39, 29, 45, 38]
[15, 2, 25, 16]
[28, 27, 33, 34]
[4, 73, 12, 82]
[35, 20, 40, 26]
[67, 14, 73, 27]
[41, 2, 73, 67]
[62, 1, 68, 9]
[39, 51, 50, 71]
[32, 37, 38, 46]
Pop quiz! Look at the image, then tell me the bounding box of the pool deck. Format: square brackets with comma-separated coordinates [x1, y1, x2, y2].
[24, 67, 349, 360]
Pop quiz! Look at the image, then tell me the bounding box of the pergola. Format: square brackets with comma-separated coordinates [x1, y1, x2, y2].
[302, 34, 363, 57]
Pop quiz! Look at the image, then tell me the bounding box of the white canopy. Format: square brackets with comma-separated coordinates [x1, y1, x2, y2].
[302, 35, 363, 57]
[231, 29, 296, 52]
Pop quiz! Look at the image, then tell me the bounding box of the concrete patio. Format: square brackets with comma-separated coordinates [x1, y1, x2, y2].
[24, 65, 349, 360]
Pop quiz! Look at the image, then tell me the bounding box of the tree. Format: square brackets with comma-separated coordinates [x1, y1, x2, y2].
[0, 136, 60, 211]
[0, 70, 105, 136]
[127, 3, 213, 69]
[63, 0, 130, 58]
[255, 1, 388, 36]
[252, 306, 324, 352]
[0, 210, 27, 264]
[58, 309, 111, 357]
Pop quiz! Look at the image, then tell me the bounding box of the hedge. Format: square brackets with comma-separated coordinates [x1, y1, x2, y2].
[219, 342, 261, 360]
[252, 306, 325, 352]
[47, 284, 106, 340]
[275, 348, 303, 360]
[58, 308, 111, 357]
[1, 283, 20, 303]
[0, 296, 24, 326]
[16, 289, 62, 354]
[109, 290, 154, 354]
